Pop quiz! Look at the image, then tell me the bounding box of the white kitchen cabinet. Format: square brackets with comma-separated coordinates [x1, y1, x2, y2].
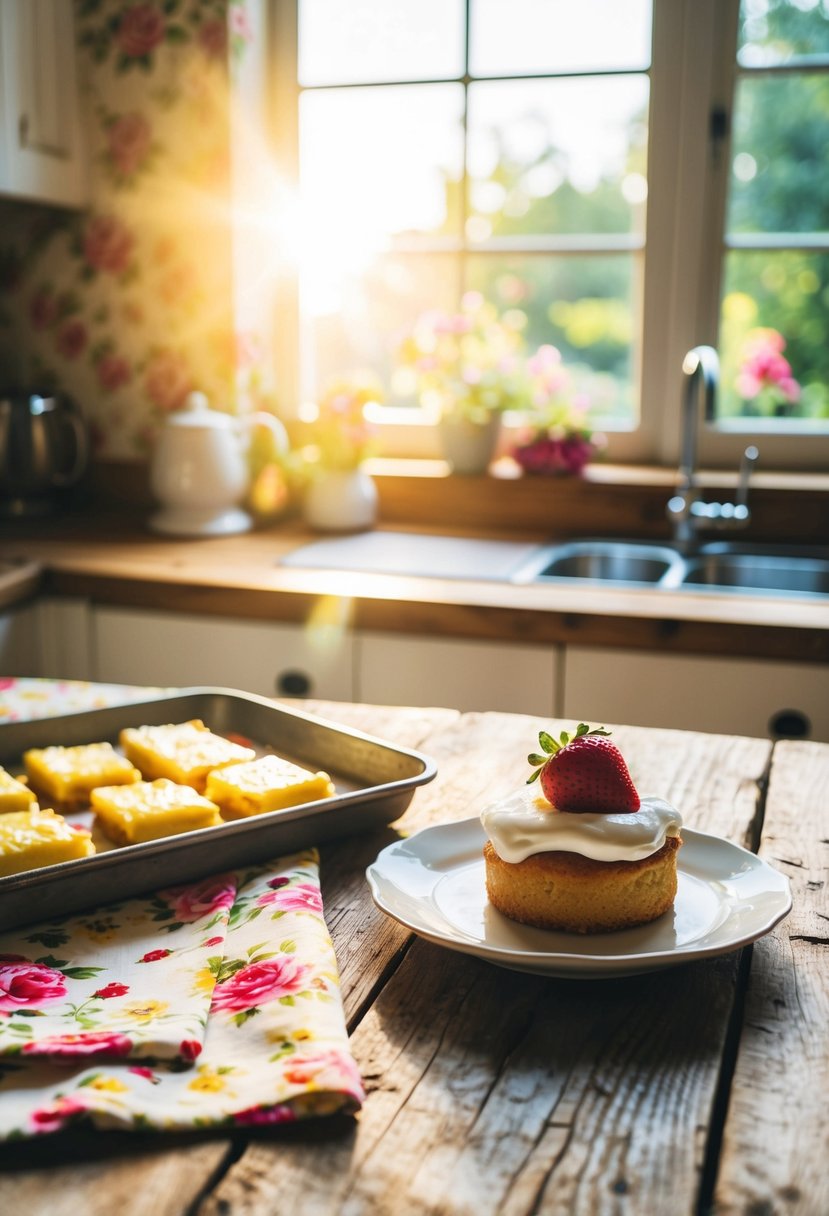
[35, 596, 92, 680]
[91, 607, 355, 702]
[0, 603, 39, 675]
[562, 645, 829, 742]
[357, 631, 558, 716]
[0, 0, 86, 207]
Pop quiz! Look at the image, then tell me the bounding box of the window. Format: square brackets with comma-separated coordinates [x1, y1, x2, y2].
[265, 0, 828, 470]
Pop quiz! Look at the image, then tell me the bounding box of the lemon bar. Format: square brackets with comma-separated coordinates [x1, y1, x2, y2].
[23, 742, 140, 806]
[119, 720, 255, 793]
[91, 778, 223, 845]
[0, 767, 38, 814]
[205, 754, 335, 819]
[0, 808, 95, 877]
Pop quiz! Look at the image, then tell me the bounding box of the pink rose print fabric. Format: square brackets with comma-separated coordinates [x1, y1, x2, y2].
[0, 870, 238, 1064]
[0, 851, 363, 1138]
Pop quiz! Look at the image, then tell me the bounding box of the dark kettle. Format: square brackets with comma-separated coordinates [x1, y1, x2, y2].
[0, 391, 88, 515]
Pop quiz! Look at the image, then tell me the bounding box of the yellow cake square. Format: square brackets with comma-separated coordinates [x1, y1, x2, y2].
[0, 766, 38, 814]
[0, 808, 95, 877]
[119, 720, 256, 793]
[205, 754, 336, 819]
[23, 742, 140, 806]
[91, 778, 223, 845]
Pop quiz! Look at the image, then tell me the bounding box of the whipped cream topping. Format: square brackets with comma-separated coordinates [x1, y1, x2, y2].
[481, 787, 683, 864]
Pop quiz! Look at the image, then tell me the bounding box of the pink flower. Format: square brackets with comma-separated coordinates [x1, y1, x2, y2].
[83, 214, 134, 276]
[179, 1039, 202, 1061]
[0, 960, 67, 1013]
[117, 4, 166, 58]
[167, 875, 236, 923]
[30, 288, 57, 330]
[107, 111, 152, 178]
[22, 1031, 134, 1059]
[204, 936, 224, 948]
[233, 1102, 297, 1126]
[230, 6, 254, 40]
[29, 1095, 88, 1135]
[93, 982, 129, 999]
[211, 956, 310, 1014]
[95, 352, 132, 392]
[258, 882, 323, 915]
[143, 350, 193, 411]
[199, 18, 228, 58]
[282, 1048, 363, 1091]
[55, 318, 88, 360]
[129, 1066, 157, 1080]
[138, 948, 172, 963]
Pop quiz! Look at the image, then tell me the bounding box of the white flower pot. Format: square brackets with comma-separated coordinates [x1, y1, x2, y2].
[438, 413, 501, 474]
[303, 468, 378, 532]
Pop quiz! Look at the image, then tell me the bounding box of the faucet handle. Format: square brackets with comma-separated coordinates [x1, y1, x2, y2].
[736, 444, 759, 510]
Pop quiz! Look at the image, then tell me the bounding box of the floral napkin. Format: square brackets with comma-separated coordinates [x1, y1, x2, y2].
[0, 851, 364, 1137]
[0, 679, 364, 1137]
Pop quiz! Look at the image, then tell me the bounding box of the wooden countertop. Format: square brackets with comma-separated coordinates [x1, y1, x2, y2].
[0, 513, 827, 662]
[0, 699, 825, 1215]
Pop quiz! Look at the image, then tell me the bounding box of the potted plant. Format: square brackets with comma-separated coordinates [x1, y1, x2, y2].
[396, 292, 529, 474]
[510, 345, 604, 477]
[301, 374, 381, 531]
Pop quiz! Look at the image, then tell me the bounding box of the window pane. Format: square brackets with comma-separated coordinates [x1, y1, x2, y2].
[300, 85, 464, 253]
[467, 77, 649, 238]
[727, 73, 829, 234]
[471, 0, 652, 76]
[719, 250, 829, 423]
[465, 253, 640, 426]
[299, 0, 465, 86]
[738, 0, 829, 67]
[301, 255, 460, 405]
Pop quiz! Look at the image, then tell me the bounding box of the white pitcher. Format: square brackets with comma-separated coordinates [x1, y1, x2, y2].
[149, 392, 288, 536]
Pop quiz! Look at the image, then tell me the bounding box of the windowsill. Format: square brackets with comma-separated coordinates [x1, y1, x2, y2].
[365, 456, 829, 545]
[80, 457, 829, 548]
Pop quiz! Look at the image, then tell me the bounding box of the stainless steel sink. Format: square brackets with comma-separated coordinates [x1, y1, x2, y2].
[677, 545, 829, 596]
[513, 539, 829, 598]
[513, 541, 685, 587]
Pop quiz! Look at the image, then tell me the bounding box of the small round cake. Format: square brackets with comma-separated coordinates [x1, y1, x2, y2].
[482, 725, 683, 934]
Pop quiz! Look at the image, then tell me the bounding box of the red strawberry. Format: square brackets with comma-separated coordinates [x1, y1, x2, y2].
[527, 723, 640, 814]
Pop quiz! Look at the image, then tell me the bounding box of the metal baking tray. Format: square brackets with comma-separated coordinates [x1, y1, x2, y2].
[0, 687, 437, 932]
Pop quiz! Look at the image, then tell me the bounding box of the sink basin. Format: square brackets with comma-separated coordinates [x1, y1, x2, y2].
[679, 547, 829, 596]
[513, 541, 684, 587]
[514, 539, 829, 598]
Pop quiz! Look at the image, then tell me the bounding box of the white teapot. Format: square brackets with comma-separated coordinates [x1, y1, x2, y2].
[149, 392, 288, 536]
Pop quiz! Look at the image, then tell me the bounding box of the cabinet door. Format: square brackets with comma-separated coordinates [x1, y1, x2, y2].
[563, 646, 829, 742]
[36, 596, 92, 680]
[358, 631, 557, 716]
[0, 604, 38, 675]
[0, 0, 86, 206]
[92, 608, 355, 702]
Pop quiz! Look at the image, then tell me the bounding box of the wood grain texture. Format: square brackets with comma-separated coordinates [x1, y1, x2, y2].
[713, 740, 829, 1216]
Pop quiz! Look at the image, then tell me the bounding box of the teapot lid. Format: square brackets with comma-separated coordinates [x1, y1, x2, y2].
[166, 392, 236, 429]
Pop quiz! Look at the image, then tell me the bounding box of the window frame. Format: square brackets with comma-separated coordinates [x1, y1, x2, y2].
[263, 0, 828, 473]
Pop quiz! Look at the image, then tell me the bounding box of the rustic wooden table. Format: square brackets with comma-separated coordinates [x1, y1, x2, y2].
[0, 701, 826, 1216]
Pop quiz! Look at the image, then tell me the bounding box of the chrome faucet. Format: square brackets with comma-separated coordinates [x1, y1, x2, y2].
[666, 345, 759, 548]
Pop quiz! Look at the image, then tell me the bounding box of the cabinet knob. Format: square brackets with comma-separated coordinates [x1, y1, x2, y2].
[276, 669, 312, 697]
[768, 709, 811, 739]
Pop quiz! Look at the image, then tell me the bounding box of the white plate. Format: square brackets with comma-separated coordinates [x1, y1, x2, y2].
[366, 819, 792, 978]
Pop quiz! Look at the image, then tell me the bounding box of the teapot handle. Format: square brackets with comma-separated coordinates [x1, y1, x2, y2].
[52, 406, 88, 487]
[239, 411, 289, 455]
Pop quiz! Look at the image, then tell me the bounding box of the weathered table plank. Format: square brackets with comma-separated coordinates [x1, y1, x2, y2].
[714, 739, 829, 1215]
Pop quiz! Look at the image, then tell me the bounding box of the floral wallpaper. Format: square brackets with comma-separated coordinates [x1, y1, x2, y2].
[0, 0, 270, 462]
